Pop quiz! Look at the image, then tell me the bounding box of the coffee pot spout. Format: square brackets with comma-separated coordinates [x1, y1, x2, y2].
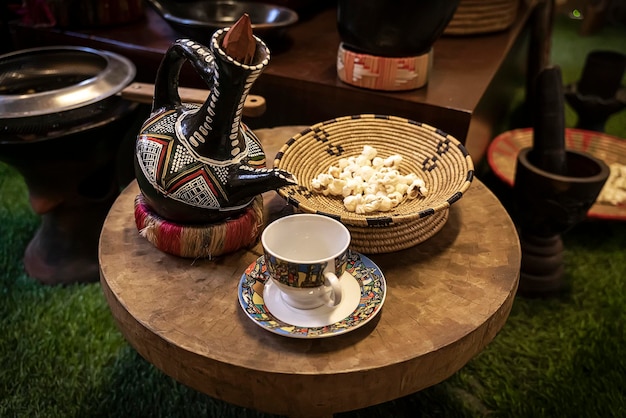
[227, 167, 297, 204]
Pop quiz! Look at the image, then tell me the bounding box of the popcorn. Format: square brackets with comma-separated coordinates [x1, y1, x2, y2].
[343, 194, 362, 212]
[394, 183, 409, 195]
[407, 178, 428, 199]
[388, 191, 404, 206]
[372, 157, 384, 168]
[311, 146, 428, 213]
[328, 165, 341, 178]
[361, 145, 378, 160]
[356, 165, 375, 181]
[355, 155, 372, 167]
[378, 195, 393, 212]
[597, 162, 626, 206]
[327, 178, 346, 196]
[311, 178, 324, 193]
[384, 154, 402, 168]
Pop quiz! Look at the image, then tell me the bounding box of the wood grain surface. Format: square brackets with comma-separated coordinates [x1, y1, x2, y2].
[99, 126, 521, 417]
[120, 82, 267, 118]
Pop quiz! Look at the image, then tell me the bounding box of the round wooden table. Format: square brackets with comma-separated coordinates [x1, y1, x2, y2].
[99, 127, 521, 417]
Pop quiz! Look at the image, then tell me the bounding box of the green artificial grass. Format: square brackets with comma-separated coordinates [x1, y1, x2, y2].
[2, 12, 626, 418]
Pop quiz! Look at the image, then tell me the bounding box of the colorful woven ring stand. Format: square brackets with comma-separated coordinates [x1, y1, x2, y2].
[134, 194, 264, 258]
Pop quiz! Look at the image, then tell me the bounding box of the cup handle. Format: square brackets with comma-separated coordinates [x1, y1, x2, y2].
[323, 272, 343, 307]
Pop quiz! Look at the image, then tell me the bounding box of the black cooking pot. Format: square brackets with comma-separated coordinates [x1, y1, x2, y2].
[337, 0, 460, 57]
[0, 46, 140, 284]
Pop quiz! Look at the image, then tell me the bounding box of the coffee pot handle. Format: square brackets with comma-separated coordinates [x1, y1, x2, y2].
[152, 39, 216, 112]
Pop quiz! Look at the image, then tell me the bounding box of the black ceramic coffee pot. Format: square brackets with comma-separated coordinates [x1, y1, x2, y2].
[134, 16, 296, 224]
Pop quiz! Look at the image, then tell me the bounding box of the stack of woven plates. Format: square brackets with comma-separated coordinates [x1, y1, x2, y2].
[444, 0, 519, 35]
[273, 114, 474, 254]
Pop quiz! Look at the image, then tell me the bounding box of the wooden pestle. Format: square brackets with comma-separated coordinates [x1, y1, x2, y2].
[532, 66, 567, 175]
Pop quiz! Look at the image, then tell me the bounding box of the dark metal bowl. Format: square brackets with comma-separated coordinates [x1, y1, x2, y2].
[147, 0, 298, 42]
[0, 46, 135, 118]
[0, 46, 137, 138]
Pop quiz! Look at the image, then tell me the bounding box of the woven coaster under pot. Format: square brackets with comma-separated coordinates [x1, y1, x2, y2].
[134, 194, 263, 258]
[274, 114, 474, 254]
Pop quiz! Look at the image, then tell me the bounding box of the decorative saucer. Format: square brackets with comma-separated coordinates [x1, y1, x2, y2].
[238, 251, 386, 338]
[263, 272, 362, 328]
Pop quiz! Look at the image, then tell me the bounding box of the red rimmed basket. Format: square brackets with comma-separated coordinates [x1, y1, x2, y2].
[487, 127, 626, 220]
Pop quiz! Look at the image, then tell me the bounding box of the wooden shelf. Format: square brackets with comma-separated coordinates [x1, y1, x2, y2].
[9, 1, 544, 160]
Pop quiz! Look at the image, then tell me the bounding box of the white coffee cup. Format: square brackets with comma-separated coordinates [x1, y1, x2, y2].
[261, 214, 350, 310]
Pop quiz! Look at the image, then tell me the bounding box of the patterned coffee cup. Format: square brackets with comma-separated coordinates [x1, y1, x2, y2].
[261, 214, 350, 310]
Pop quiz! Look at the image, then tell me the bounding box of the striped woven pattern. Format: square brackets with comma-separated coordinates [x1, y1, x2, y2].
[347, 209, 449, 254]
[274, 115, 474, 253]
[444, 0, 519, 35]
[134, 194, 263, 258]
[337, 43, 431, 91]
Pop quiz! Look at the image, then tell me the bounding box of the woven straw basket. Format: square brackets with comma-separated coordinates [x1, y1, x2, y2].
[274, 115, 474, 253]
[444, 0, 519, 35]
